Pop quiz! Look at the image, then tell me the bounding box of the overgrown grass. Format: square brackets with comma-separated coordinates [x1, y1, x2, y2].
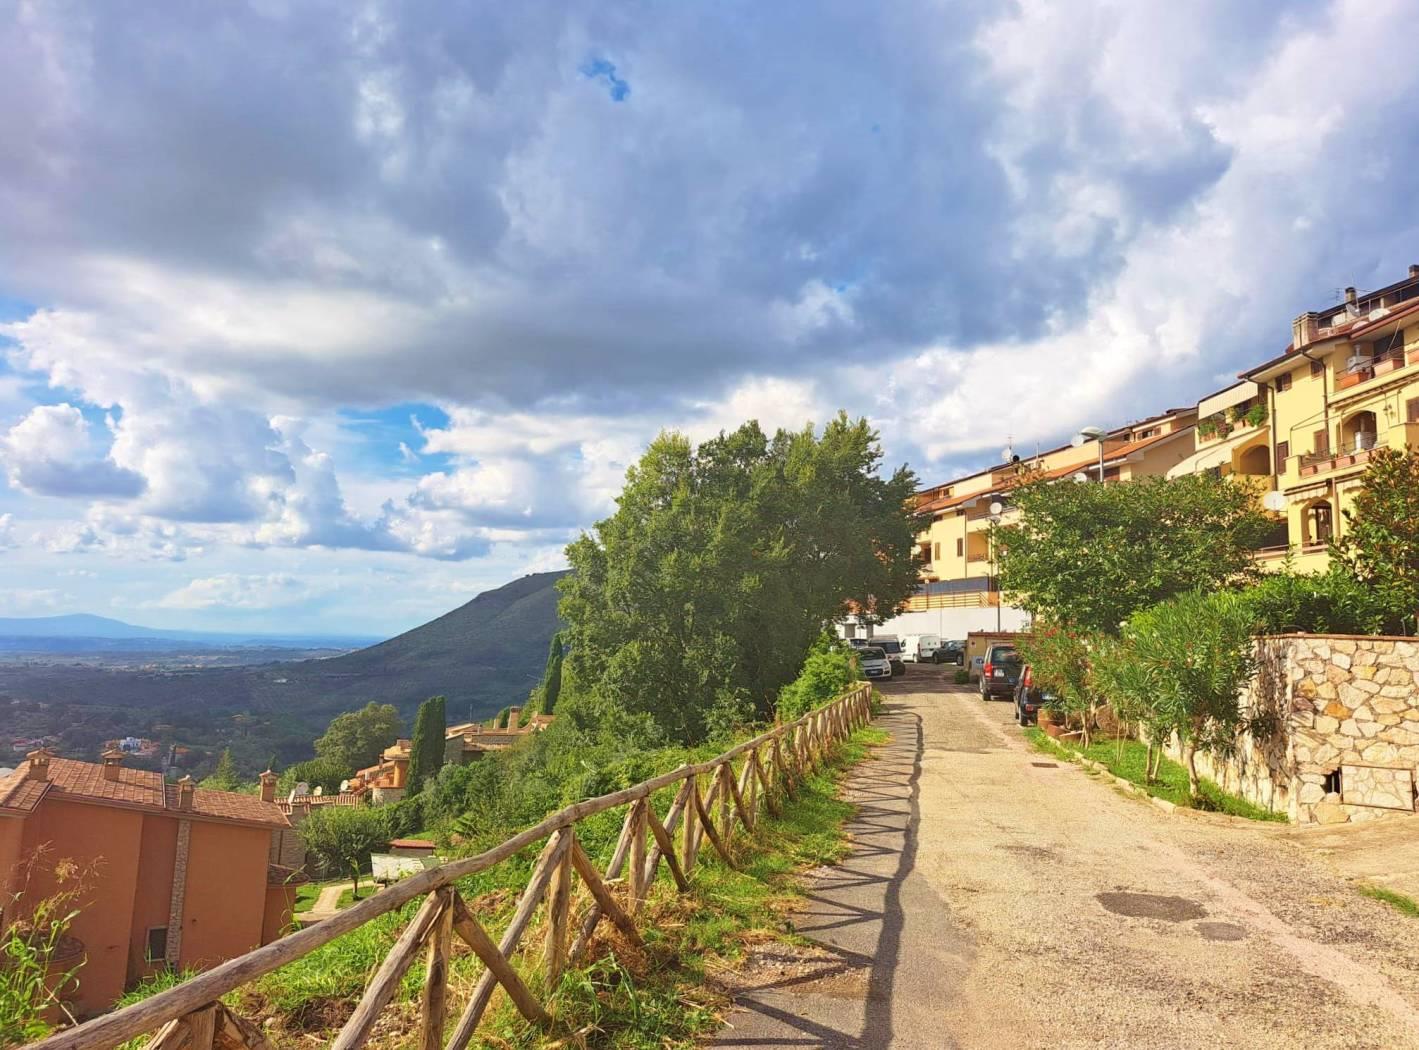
[1358, 883, 1419, 919]
[99, 714, 885, 1049]
[1026, 728, 1287, 822]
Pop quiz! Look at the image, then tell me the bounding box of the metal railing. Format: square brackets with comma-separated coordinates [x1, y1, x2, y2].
[29, 684, 875, 1050]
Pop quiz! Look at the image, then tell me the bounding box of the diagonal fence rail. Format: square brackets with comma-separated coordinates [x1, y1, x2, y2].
[28, 683, 874, 1050]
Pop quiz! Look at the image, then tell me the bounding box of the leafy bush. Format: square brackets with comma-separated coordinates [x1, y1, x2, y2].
[1017, 624, 1101, 745]
[776, 634, 861, 721]
[278, 756, 352, 796]
[953, 669, 969, 685]
[1241, 568, 1394, 635]
[0, 861, 84, 1044]
[1331, 446, 1419, 634]
[1124, 590, 1256, 796]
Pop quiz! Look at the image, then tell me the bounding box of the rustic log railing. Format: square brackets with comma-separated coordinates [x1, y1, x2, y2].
[29, 683, 874, 1050]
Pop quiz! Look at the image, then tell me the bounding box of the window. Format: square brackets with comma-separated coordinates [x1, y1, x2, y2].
[955, 538, 963, 557]
[1408, 398, 1419, 424]
[1310, 359, 1325, 377]
[933, 542, 941, 561]
[1275, 372, 1292, 392]
[1314, 429, 1330, 454]
[146, 926, 168, 963]
[1276, 440, 1290, 464]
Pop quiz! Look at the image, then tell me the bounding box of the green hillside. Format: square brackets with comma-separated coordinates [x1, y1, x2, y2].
[274, 570, 568, 719]
[0, 571, 568, 771]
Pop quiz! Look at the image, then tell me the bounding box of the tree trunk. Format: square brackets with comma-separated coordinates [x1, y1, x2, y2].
[1182, 741, 1200, 798]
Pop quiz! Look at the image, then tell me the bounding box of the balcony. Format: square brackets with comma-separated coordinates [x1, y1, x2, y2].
[1299, 435, 1377, 478]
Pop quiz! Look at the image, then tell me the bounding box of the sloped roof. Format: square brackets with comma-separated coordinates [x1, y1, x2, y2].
[0, 757, 288, 828]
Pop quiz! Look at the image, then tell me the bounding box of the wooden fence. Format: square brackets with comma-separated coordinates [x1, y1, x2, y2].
[29, 683, 874, 1050]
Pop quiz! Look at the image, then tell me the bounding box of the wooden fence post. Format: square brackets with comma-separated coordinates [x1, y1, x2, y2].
[682, 776, 699, 875]
[420, 886, 455, 1050]
[628, 798, 648, 915]
[333, 890, 446, 1049]
[544, 834, 574, 988]
[719, 762, 733, 850]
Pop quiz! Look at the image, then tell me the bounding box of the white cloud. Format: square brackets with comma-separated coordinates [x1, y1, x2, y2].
[151, 573, 313, 610]
[1, 403, 145, 498]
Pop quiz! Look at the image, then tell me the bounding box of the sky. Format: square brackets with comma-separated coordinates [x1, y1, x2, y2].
[2, 0, 1419, 636]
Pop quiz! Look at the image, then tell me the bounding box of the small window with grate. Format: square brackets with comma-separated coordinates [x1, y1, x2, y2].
[146, 926, 167, 963]
[1276, 372, 1292, 392]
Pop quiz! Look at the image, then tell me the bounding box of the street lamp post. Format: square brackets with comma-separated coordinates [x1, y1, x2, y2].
[988, 501, 1004, 631]
[1073, 425, 1107, 481]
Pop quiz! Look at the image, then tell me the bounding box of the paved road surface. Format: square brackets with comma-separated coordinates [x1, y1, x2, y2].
[712, 666, 1419, 1049]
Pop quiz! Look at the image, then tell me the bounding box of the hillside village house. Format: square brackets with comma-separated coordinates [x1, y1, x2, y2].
[0, 749, 295, 1016]
[881, 263, 1419, 642]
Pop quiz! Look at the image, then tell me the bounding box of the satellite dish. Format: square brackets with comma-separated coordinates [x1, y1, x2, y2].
[1263, 491, 1287, 512]
[988, 501, 1004, 516]
[1072, 472, 1089, 484]
[1071, 434, 1087, 448]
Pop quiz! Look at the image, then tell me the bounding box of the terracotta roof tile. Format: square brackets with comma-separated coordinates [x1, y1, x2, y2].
[0, 757, 287, 828]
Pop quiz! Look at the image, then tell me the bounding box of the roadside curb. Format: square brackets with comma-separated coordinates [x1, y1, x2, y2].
[1048, 746, 1197, 817]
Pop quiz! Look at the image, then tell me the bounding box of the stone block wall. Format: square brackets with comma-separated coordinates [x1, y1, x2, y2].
[1285, 635, 1419, 823]
[1188, 635, 1419, 824]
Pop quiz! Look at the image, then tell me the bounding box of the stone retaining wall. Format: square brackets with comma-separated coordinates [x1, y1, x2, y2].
[1181, 635, 1419, 824]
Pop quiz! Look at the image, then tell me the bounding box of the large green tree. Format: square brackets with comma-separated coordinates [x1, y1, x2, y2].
[406, 695, 446, 795]
[314, 702, 401, 772]
[996, 472, 1272, 634]
[1331, 446, 1419, 633]
[559, 414, 917, 742]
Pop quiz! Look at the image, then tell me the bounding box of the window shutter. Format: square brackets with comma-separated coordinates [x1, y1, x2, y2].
[1276, 440, 1290, 463]
[955, 538, 963, 557]
[1408, 398, 1419, 424]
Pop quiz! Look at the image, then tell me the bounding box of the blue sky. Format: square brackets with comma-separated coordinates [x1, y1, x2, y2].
[2, 0, 1418, 635]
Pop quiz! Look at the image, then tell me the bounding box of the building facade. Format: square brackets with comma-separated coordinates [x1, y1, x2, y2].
[895, 263, 1419, 634]
[0, 749, 293, 1017]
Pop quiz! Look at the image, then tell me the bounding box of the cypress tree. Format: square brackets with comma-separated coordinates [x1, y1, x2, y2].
[542, 635, 565, 715]
[406, 695, 446, 795]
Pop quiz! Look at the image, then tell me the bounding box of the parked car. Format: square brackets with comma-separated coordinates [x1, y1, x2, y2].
[901, 634, 941, 663]
[873, 637, 906, 676]
[847, 637, 870, 649]
[933, 640, 965, 665]
[857, 646, 893, 681]
[978, 643, 1022, 699]
[1013, 664, 1056, 725]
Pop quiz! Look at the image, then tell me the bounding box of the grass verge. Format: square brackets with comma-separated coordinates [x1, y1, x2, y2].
[1358, 883, 1419, 919]
[1026, 728, 1286, 822]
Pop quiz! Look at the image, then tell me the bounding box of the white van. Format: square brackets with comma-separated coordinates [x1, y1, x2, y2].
[901, 634, 941, 663]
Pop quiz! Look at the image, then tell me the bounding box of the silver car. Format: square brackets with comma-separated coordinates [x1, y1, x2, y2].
[858, 646, 893, 680]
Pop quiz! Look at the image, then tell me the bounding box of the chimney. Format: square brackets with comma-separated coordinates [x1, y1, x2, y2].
[1409, 265, 1419, 279]
[259, 769, 278, 803]
[177, 775, 195, 811]
[101, 748, 126, 782]
[508, 706, 521, 728]
[26, 748, 52, 781]
[1345, 286, 1358, 306]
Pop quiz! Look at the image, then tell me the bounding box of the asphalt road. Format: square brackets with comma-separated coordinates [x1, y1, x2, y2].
[711, 666, 1419, 1049]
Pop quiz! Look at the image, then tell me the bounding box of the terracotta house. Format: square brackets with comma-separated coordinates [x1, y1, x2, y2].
[0, 749, 295, 1017]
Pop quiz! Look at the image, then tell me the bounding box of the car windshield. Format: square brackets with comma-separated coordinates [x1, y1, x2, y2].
[990, 647, 1020, 663]
[876, 640, 902, 654]
[860, 647, 886, 659]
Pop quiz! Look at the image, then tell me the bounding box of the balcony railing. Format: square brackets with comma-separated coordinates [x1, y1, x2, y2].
[1298, 438, 1377, 477]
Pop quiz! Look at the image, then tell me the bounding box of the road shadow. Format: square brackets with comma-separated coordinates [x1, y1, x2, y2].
[712, 696, 925, 1048]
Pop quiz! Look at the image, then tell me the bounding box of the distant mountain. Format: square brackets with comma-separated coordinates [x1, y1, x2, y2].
[272, 570, 569, 720]
[0, 571, 569, 769]
[0, 613, 379, 650]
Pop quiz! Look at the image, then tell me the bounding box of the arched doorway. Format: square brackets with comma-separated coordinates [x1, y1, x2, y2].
[1341, 410, 1378, 453]
[1302, 498, 1334, 547]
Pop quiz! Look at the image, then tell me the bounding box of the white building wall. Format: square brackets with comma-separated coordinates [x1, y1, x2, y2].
[840, 605, 1031, 642]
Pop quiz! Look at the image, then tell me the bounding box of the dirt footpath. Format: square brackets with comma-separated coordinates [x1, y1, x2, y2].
[712, 667, 1419, 1049]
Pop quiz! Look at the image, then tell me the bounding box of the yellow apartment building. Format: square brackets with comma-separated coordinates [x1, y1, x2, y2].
[852, 262, 1419, 645]
[1239, 267, 1419, 574]
[867, 407, 1198, 639]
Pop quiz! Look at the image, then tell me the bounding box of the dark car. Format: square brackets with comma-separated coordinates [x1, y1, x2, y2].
[1013, 664, 1056, 725]
[978, 643, 1022, 699]
[874, 638, 906, 677]
[933, 640, 965, 665]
